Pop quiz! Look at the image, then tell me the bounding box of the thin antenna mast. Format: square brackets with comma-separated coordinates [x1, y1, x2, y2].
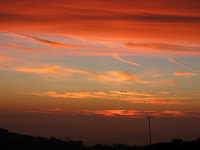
[146, 116, 153, 148]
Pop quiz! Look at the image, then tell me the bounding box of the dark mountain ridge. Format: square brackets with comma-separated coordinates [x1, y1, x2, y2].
[0, 128, 200, 150]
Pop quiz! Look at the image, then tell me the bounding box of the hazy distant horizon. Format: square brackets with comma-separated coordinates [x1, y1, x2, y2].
[1, 111, 200, 146]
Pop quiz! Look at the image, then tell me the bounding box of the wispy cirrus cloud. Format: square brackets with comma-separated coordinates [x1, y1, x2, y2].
[10, 32, 127, 53]
[0, 43, 34, 50]
[112, 53, 141, 66]
[0, 60, 66, 75]
[0, 56, 147, 83]
[65, 68, 106, 79]
[65, 68, 150, 83]
[125, 42, 200, 55]
[12, 32, 194, 57]
[0, 59, 178, 86]
[0, 55, 179, 87]
[11, 32, 75, 49]
[0, 42, 126, 56]
[2, 37, 200, 56]
[106, 71, 139, 82]
[169, 58, 195, 72]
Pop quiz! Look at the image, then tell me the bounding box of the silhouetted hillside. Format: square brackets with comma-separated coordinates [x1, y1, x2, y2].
[0, 128, 200, 150]
[0, 128, 84, 150]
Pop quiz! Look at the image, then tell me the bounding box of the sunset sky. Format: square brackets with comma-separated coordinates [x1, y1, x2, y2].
[0, 0, 200, 145]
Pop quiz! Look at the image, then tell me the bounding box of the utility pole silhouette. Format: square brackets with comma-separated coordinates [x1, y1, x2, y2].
[146, 116, 153, 149]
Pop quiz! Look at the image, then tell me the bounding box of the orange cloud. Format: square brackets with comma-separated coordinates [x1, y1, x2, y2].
[83, 110, 142, 117]
[16, 66, 63, 74]
[173, 72, 198, 76]
[32, 90, 192, 105]
[0, 0, 200, 54]
[8, 32, 194, 56]
[65, 68, 150, 83]
[0, 58, 168, 85]
[65, 68, 106, 79]
[2, 36, 200, 56]
[106, 71, 152, 84]
[109, 90, 152, 96]
[112, 53, 141, 66]
[125, 42, 200, 55]
[106, 71, 137, 81]
[161, 92, 170, 94]
[82, 110, 200, 118]
[0, 43, 33, 50]
[0, 56, 178, 87]
[0, 42, 135, 56]
[119, 97, 189, 105]
[11, 32, 119, 52]
[32, 90, 152, 99]
[32, 91, 109, 99]
[152, 74, 165, 77]
[12, 32, 75, 49]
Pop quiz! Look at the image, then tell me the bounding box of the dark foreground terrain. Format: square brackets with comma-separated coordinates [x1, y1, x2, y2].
[0, 128, 200, 150]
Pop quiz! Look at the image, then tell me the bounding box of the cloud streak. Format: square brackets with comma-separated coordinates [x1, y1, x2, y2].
[0, 56, 178, 87]
[65, 68, 106, 79]
[1, 37, 200, 56]
[82, 110, 200, 118]
[173, 72, 198, 76]
[33, 91, 109, 99]
[112, 53, 141, 66]
[33, 90, 153, 99]
[65, 68, 150, 83]
[16, 66, 63, 74]
[0, 42, 126, 56]
[169, 58, 195, 72]
[33, 90, 192, 105]
[12, 32, 75, 49]
[119, 97, 190, 105]
[125, 42, 200, 55]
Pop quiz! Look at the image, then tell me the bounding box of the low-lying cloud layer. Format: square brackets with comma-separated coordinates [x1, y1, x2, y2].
[82, 110, 200, 118]
[32, 90, 193, 105]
